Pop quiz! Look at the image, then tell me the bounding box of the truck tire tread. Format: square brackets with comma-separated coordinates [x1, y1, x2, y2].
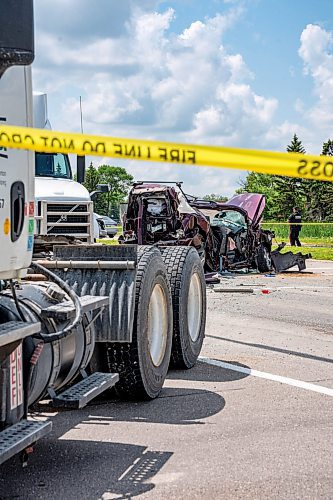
[160, 246, 206, 369]
[107, 246, 172, 400]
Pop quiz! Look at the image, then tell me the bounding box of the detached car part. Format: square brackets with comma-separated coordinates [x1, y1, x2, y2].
[271, 243, 312, 272]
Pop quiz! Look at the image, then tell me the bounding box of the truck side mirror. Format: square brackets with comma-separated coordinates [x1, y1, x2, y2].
[89, 184, 110, 202]
[76, 156, 86, 184]
[0, 0, 35, 75]
[96, 184, 110, 193]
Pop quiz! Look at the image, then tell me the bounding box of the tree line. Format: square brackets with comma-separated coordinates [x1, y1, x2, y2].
[82, 162, 133, 219]
[237, 135, 333, 221]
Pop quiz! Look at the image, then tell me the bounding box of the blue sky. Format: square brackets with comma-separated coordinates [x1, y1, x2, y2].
[33, 0, 333, 196]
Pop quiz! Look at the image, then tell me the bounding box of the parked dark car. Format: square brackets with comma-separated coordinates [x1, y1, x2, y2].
[121, 183, 310, 273]
[94, 213, 107, 239]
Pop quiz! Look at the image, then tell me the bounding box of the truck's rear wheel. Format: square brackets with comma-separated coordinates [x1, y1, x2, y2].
[107, 247, 173, 400]
[160, 247, 206, 369]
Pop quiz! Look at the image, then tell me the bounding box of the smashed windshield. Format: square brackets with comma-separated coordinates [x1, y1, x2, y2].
[35, 152, 72, 179]
[144, 197, 169, 217]
[212, 210, 246, 232]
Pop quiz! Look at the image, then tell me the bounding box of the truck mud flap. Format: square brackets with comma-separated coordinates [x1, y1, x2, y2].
[271, 247, 312, 272]
[52, 245, 137, 342]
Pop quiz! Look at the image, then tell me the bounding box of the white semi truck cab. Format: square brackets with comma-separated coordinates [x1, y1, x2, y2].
[33, 93, 94, 243]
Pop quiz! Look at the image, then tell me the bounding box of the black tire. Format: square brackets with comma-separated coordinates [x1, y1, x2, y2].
[107, 246, 173, 400]
[257, 244, 272, 273]
[160, 246, 206, 369]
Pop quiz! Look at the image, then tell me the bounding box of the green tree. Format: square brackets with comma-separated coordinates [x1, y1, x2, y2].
[322, 138, 333, 156]
[237, 172, 280, 219]
[305, 139, 333, 221]
[97, 165, 134, 216]
[272, 133, 308, 219]
[83, 163, 133, 216]
[202, 193, 228, 202]
[83, 162, 100, 193]
[286, 133, 306, 154]
[237, 134, 308, 220]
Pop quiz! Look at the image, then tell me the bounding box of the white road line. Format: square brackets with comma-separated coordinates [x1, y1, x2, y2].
[199, 357, 333, 397]
[118, 456, 142, 481]
[307, 267, 333, 270]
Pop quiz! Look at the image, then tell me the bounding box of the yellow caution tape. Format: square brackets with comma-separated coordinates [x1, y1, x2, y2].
[1, 124, 333, 182]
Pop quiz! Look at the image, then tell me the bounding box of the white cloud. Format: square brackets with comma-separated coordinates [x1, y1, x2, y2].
[33, 4, 332, 196]
[95, 156, 244, 198]
[298, 24, 333, 139]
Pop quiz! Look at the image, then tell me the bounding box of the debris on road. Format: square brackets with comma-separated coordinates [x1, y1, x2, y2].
[271, 243, 312, 272]
[213, 287, 254, 293]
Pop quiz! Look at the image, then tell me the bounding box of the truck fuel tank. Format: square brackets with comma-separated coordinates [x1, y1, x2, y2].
[0, 282, 99, 406]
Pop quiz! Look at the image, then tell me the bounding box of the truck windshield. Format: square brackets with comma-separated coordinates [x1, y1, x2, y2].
[35, 152, 72, 179]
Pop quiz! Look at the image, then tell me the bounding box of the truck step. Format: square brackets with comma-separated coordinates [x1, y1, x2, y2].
[0, 419, 52, 465]
[0, 321, 41, 348]
[52, 372, 119, 409]
[40, 295, 109, 321]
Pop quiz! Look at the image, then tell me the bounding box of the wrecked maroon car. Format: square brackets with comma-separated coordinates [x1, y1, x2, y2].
[192, 193, 274, 272]
[193, 194, 311, 273]
[121, 184, 310, 273]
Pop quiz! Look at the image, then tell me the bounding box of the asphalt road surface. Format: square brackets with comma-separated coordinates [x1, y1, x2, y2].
[1, 260, 332, 499]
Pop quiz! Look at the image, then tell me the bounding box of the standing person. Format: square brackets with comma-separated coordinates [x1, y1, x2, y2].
[288, 207, 302, 246]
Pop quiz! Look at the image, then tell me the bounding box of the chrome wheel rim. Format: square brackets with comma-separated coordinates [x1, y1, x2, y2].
[147, 284, 168, 367]
[187, 272, 202, 342]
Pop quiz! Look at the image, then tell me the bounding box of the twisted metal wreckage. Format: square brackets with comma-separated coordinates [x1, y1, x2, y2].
[120, 182, 311, 276]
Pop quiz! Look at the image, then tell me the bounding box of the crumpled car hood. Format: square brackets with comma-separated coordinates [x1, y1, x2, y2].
[224, 193, 265, 226]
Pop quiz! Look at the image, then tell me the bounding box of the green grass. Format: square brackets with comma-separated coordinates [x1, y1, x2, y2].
[299, 237, 333, 247]
[273, 244, 333, 261]
[97, 225, 122, 245]
[97, 237, 119, 245]
[262, 222, 333, 240]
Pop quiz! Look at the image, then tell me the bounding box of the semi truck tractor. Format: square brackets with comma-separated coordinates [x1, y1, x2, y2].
[33, 92, 98, 244]
[0, 1, 206, 466]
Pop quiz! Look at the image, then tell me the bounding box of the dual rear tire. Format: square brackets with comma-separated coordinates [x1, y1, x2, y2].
[160, 246, 206, 369]
[107, 246, 206, 400]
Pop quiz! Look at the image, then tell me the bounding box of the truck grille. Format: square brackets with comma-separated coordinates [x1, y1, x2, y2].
[50, 226, 88, 235]
[38, 201, 94, 243]
[47, 214, 88, 224]
[47, 203, 88, 213]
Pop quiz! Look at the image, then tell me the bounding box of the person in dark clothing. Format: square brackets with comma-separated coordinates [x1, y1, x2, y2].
[288, 207, 302, 246]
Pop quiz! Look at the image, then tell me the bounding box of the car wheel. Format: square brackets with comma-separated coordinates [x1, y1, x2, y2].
[257, 244, 272, 273]
[160, 246, 206, 369]
[107, 246, 173, 399]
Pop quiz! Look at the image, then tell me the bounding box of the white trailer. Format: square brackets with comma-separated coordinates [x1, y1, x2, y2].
[0, 0, 206, 467]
